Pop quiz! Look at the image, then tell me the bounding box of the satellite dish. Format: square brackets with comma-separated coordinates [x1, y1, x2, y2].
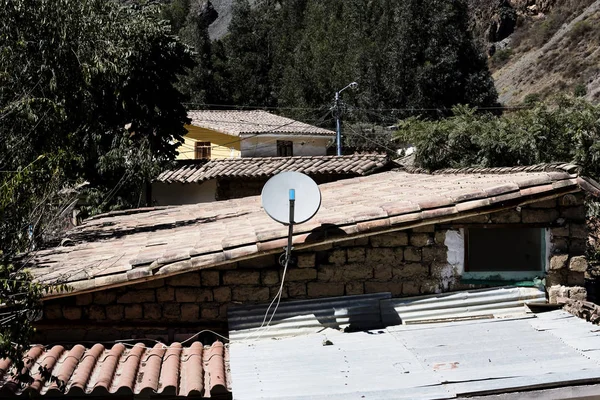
[261, 172, 321, 225]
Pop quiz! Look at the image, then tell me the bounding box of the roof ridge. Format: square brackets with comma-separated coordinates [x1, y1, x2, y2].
[187, 109, 271, 113]
[156, 155, 393, 184]
[402, 163, 581, 175]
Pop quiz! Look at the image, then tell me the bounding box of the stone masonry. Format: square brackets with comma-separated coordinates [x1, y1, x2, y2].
[38, 193, 589, 341]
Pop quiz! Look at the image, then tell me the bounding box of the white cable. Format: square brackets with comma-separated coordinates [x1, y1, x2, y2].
[238, 253, 290, 342]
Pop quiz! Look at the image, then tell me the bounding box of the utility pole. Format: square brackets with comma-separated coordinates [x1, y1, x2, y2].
[333, 82, 358, 156]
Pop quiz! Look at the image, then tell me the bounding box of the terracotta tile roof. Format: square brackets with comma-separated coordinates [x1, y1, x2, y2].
[156, 154, 392, 183]
[187, 110, 334, 137]
[27, 164, 600, 295]
[0, 341, 230, 398]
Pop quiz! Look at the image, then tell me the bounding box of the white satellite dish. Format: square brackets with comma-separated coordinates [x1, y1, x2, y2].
[261, 171, 321, 225]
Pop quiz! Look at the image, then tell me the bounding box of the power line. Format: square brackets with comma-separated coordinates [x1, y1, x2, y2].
[184, 103, 533, 113]
[344, 124, 399, 155]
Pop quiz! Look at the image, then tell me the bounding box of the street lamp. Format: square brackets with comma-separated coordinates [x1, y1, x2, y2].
[333, 81, 358, 156]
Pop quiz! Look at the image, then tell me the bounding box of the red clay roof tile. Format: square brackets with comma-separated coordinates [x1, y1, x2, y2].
[26, 164, 600, 295]
[0, 341, 230, 399]
[157, 154, 391, 183]
[187, 110, 334, 137]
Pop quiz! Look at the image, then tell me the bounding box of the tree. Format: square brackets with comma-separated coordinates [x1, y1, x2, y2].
[0, 0, 193, 368]
[222, 0, 498, 118]
[222, 0, 279, 107]
[171, 0, 227, 106]
[394, 97, 600, 180]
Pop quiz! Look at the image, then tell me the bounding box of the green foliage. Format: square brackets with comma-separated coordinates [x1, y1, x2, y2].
[0, 0, 193, 369]
[343, 123, 398, 156]
[162, 0, 231, 107]
[574, 82, 588, 97]
[178, 0, 498, 117]
[1, 0, 194, 211]
[223, 0, 279, 107]
[395, 97, 600, 181]
[489, 48, 513, 70]
[523, 93, 542, 106]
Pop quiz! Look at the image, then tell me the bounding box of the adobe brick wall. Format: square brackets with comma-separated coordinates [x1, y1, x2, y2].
[37, 193, 588, 342]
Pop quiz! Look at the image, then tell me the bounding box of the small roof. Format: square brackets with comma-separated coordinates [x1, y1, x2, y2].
[0, 341, 230, 398]
[156, 154, 392, 183]
[27, 164, 600, 295]
[229, 309, 600, 399]
[187, 110, 335, 137]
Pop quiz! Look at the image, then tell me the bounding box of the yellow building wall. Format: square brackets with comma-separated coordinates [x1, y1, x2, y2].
[176, 125, 241, 160]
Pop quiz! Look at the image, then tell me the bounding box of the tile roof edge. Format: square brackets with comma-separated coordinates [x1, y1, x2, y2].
[576, 176, 600, 197]
[154, 155, 393, 184]
[0, 341, 231, 398]
[402, 163, 582, 176]
[41, 186, 583, 300]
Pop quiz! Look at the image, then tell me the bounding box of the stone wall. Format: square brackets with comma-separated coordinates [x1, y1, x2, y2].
[38, 193, 588, 342]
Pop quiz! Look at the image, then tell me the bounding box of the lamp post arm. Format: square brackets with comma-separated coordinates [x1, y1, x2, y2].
[335, 91, 341, 156]
[333, 82, 357, 157]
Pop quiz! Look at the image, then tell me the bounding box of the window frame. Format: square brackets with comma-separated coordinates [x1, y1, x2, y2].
[194, 141, 211, 160]
[462, 225, 548, 282]
[277, 140, 294, 157]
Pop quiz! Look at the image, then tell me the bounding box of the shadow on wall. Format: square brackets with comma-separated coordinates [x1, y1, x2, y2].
[305, 224, 349, 243]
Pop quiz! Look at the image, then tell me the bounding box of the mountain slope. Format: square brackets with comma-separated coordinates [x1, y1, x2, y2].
[492, 0, 600, 104]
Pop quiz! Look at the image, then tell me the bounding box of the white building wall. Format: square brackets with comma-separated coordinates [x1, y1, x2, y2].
[240, 135, 332, 157]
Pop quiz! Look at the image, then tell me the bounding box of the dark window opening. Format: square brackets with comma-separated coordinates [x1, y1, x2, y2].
[195, 142, 211, 160]
[466, 227, 544, 273]
[277, 140, 293, 157]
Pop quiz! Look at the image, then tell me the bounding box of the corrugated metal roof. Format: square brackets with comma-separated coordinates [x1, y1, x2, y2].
[228, 293, 391, 341]
[156, 154, 392, 184]
[381, 286, 547, 325]
[229, 310, 600, 399]
[228, 287, 546, 341]
[0, 341, 231, 398]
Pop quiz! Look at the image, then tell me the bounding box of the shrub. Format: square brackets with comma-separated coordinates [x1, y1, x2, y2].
[574, 83, 588, 97]
[489, 48, 513, 69]
[394, 96, 600, 181]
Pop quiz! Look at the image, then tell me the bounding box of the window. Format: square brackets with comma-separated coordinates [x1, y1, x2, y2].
[464, 227, 546, 281]
[277, 140, 293, 157]
[195, 142, 211, 160]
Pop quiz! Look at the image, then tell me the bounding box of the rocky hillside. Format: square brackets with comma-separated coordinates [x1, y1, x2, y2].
[207, 0, 234, 39]
[471, 0, 600, 105]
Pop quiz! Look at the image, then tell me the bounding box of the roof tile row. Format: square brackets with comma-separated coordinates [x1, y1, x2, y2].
[0, 341, 230, 398]
[187, 110, 334, 137]
[157, 154, 391, 183]
[28, 166, 600, 295]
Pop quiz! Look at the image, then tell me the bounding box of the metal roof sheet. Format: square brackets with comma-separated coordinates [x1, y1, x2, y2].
[229, 310, 600, 399]
[228, 287, 546, 341]
[381, 286, 547, 324]
[228, 292, 391, 341]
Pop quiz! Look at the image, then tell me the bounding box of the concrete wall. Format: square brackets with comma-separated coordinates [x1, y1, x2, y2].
[240, 135, 331, 157]
[38, 194, 588, 342]
[152, 180, 217, 205]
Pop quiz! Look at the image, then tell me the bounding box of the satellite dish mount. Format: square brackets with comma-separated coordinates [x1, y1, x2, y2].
[261, 172, 321, 266]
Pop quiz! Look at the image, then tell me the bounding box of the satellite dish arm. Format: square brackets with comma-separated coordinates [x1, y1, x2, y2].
[284, 189, 295, 266]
